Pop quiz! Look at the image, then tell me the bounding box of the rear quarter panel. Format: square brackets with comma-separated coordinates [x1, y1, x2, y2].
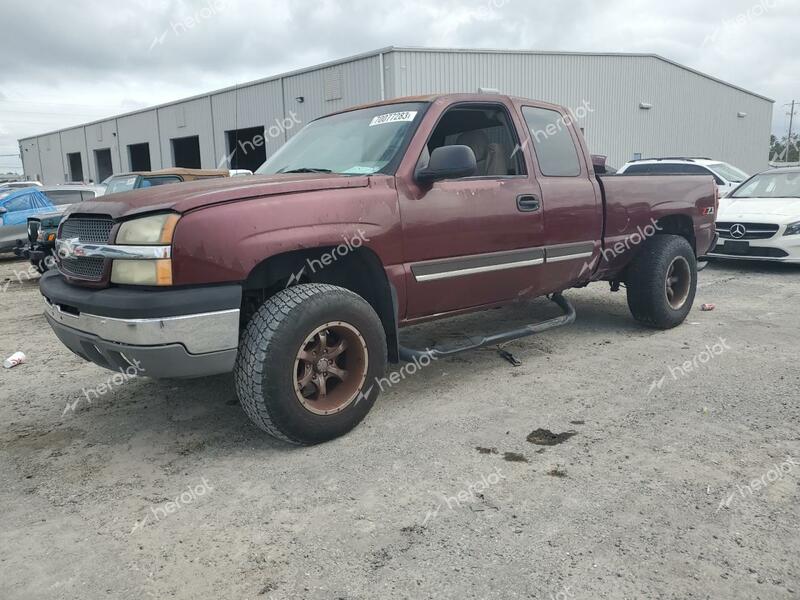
[596, 175, 716, 278]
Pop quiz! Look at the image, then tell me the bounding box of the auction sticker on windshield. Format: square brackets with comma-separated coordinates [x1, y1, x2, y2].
[369, 111, 418, 126]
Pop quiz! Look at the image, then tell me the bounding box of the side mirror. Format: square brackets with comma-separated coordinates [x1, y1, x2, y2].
[416, 145, 477, 184]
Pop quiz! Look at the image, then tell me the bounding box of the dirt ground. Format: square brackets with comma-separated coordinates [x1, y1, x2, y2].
[0, 254, 798, 600]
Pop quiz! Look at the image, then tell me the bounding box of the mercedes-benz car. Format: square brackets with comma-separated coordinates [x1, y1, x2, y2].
[706, 167, 800, 264]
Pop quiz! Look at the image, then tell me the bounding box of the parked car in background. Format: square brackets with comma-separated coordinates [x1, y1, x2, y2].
[617, 157, 748, 195]
[41, 93, 717, 444]
[229, 169, 254, 177]
[103, 168, 229, 195]
[706, 167, 800, 263]
[41, 183, 106, 207]
[14, 184, 106, 269]
[1, 180, 43, 189]
[0, 188, 56, 253]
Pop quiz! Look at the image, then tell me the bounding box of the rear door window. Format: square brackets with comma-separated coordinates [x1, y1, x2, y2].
[521, 106, 582, 177]
[3, 194, 34, 212]
[45, 190, 85, 206]
[142, 176, 182, 187]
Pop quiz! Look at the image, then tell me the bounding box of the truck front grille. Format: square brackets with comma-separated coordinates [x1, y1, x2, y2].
[60, 216, 114, 243]
[58, 215, 114, 281]
[60, 257, 106, 280]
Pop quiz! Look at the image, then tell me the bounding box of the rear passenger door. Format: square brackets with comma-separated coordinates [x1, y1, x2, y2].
[518, 105, 602, 291]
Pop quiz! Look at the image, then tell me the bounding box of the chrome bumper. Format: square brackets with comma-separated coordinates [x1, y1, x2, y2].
[43, 297, 239, 354]
[43, 298, 239, 378]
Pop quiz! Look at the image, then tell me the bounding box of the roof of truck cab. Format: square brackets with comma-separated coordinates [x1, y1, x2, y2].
[329, 93, 563, 118]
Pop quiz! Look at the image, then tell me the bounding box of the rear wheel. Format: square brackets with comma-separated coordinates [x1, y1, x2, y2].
[235, 284, 387, 445]
[626, 235, 697, 329]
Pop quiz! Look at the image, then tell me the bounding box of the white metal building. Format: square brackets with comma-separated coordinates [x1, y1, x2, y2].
[19, 47, 774, 184]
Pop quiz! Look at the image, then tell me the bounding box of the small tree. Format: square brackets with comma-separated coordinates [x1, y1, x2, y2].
[770, 133, 800, 163]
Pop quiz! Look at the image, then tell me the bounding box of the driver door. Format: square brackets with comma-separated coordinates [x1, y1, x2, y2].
[396, 100, 545, 320]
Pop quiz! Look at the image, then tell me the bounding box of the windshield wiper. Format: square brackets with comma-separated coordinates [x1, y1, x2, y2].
[278, 167, 332, 174]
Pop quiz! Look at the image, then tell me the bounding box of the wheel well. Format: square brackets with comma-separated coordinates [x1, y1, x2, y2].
[241, 247, 400, 363]
[656, 214, 696, 253]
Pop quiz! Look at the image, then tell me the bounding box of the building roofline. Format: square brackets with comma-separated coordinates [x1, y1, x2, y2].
[389, 46, 775, 103]
[18, 45, 773, 142]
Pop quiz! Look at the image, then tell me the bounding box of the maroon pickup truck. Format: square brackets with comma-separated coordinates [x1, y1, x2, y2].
[41, 94, 718, 444]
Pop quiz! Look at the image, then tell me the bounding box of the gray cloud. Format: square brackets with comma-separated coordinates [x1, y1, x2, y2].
[1, 0, 797, 173]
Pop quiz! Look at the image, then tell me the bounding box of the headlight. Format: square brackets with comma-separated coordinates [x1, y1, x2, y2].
[111, 260, 173, 285]
[784, 221, 800, 237]
[111, 213, 179, 285]
[116, 213, 179, 245]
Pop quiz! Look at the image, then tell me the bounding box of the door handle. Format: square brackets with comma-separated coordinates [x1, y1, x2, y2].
[517, 195, 540, 212]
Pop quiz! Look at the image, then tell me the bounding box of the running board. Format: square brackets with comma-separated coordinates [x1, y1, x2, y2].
[398, 293, 576, 361]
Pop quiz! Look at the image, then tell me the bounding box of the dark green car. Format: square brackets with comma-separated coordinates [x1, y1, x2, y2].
[16, 211, 62, 273]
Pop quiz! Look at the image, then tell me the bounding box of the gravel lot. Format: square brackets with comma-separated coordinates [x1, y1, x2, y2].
[1, 254, 798, 600]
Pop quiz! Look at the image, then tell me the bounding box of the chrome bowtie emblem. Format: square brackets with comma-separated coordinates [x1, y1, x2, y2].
[730, 224, 747, 239]
[58, 237, 81, 258]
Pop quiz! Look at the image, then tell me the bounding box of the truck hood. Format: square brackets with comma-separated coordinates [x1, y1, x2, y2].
[67, 174, 371, 220]
[719, 197, 800, 222]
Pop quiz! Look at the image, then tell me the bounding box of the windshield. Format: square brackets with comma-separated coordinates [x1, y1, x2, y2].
[104, 175, 140, 195]
[732, 171, 800, 198]
[708, 162, 748, 183]
[256, 102, 427, 176]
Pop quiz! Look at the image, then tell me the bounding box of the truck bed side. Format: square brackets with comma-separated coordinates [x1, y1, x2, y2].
[594, 174, 717, 279]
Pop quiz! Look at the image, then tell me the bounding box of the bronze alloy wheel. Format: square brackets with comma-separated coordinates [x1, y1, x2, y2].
[293, 321, 369, 415]
[665, 256, 692, 310]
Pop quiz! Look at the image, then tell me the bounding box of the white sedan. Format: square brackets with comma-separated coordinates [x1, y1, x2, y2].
[708, 167, 800, 263]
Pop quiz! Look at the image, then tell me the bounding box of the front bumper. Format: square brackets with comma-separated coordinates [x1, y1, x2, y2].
[705, 234, 800, 264]
[40, 271, 242, 378]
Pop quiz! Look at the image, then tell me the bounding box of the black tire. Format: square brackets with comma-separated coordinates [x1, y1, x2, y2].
[235, 283, 387, 445]
[625, 235, 697, 329]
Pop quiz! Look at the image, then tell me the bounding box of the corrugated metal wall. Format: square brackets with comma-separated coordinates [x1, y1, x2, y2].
[280, 55, 384, 139]
[116, 110, 163, 172]
[388, 49, 772, 173]
[19, 48, 773, 182]
[19, 139, 43, 182]
[211, 79, 285, 166]
[156, 97, 216, 169]
[84, 119, 122, 181]
[36, 133, 63, 183]
[59, 127, 89, 182]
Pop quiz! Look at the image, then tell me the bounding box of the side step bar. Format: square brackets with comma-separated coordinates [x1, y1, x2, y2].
[399, 293, 576, 361]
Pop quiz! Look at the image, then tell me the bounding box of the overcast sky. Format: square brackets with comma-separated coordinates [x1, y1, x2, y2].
[1, 0, 797, 173]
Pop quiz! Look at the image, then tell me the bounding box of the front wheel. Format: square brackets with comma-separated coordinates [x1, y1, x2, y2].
[234, 283, 387, 445]
[625, 235, 697, 329]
